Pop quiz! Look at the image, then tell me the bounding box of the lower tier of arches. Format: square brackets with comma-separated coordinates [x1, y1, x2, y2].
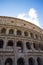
[0, 55, 43, 65]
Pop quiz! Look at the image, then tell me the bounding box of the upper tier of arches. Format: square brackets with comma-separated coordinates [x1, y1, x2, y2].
[0, 16, 43, 34]
[0, 27, 43, 40]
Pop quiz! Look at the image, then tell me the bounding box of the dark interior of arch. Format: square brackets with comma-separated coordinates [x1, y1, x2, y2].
[17, 30, 22, 35]
[9, 29, 14, 34]
[17, 58, 24, 65]
[35, 34, 38, 39]
[0, 39, 3, 48]
[39, 43, 43, 50]
[24, 32, 28, 36]
[33, 43, 39, 50]
[26, 42, 31, 49]
[1, 28, 6, 34]
[29, 58, 35, 65]
[37, 57, 42, 65]
[17, 41, 23, 52]
[17, 41, 23, 47]
[30, 33, 33, 38]
[7, 40, 13, 46]
[5, 58, 13, 65]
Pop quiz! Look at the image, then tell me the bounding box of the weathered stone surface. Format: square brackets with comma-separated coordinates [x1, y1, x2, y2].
[0, 16, 43, 65]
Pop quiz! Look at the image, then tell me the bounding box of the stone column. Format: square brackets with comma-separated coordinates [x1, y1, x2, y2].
[14, 40, 17, 65]
[3, 37, 7, 51]
[35, 58, 38, 65]
[22, 41, 28, 65]
[6, 28, 9, 35]
[2, 56, 5, 65]
[28, 32, 30, 38]
[14, 29, 17, 36]
[22, 41, 26, 53]
[22, 31, 24, 36]
[31, 41, 34, 51]
[24, 55, 29, 65]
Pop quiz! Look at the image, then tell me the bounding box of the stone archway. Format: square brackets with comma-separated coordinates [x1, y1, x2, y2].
[17, 58, 25, 65]
[7, 40, 13, 46]
[5, 58, 13, 65]
[0, 39, 4, 48]
[9, 29, 14, 34]
[16, 41, 23, 52]
[17, 30, 22, 35]
[26, 42, 31, 49]
[29, 58, 35, 65]
[37, 57, 42, 65]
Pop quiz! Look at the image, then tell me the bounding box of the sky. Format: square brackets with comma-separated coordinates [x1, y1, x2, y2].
[0, 0, 43, 29]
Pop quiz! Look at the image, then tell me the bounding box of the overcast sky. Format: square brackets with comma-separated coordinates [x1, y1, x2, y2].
[0, 0, 43, 29]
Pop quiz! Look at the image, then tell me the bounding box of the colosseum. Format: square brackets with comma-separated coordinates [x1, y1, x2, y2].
[0, 16, 43, 65]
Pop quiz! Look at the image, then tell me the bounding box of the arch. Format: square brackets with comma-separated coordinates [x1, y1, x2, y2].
[39, 43, 43, 50]
[9, 29, 14, 34]
[16, 41, 23, 52]
[35, 34, 38, 39]
[29, 58, 35, 65]
[39, 36, 42, 40]
[33, 43, 39, 50]
[5, 58, 13, 65]
[17, 41, 23, 48]
[1, 28, 6, 34]
[24, 31, 28, 36]
[17, 58, 25, 65]
[26, 42, 31, 49]
[0, 59, 2, 65]
[0, 39, 4, 48]
[30, 33, 34, 38]
[37, 57, 42, 65]
[17, 30, 22, 35]
[7, 40, 13, 46]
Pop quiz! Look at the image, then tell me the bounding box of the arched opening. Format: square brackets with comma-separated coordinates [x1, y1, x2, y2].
[30, 33, 34, 38]
[9, 29, 14, 34]
[24, 31, 28, 36]
[0, 39, 4, 48]
[35, 34, 38, 39]
[1, 28, 6, 34]
[39, 43, 43, 50]
[33, 43, 39, 50]
[7, 40, 13, 47]
[26, 42, 31, 49]
[39, 36, 42, 40]
[0, 60, 1, 65]
[17, 58, 24, 65]
[29, 58, 35, 65]
[37, 57, 42, 65]
[17, 30, 22, 35]
[5, 58, 13, 65]
[16, 41, 23, 52]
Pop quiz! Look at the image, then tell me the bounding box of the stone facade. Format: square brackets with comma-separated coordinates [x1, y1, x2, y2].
[0, 16, 43, 65]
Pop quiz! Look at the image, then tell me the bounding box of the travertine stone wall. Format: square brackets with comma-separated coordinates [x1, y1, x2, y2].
[0, 16, 43, 65]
